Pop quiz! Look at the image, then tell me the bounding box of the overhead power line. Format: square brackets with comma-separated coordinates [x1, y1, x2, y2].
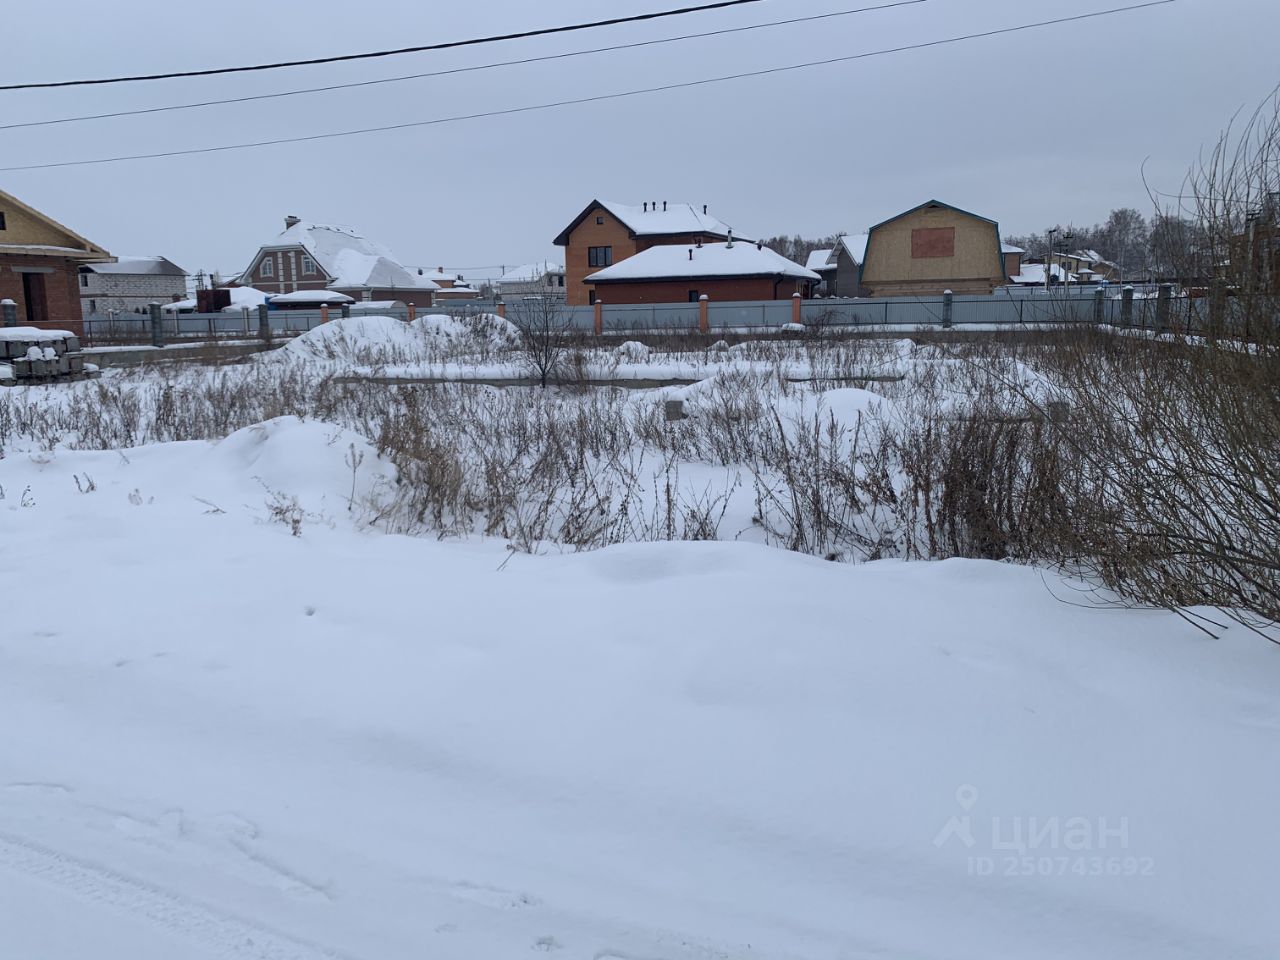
[0, 0, 927, 132]
[0, 1, 1177, 174]
[0, 0, 770, 92]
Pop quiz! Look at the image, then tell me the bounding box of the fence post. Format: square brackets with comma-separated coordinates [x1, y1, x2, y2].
[341, 303, 351, 319]
[1208, 277, 1227, 334]
[148, 302, 165, 347]
[699, 294, 709, 335]
[496, 299, 506, 319]
[1156, 283, 1173, 331]
[320, 305, 329, 325]
[594, 299, 603, 336]
[1121, 285, 1134, 326]
[257, 304, 272, 344]
[791, 292, 802, 327]
[942, 289, 953, 328]
[1093, 286, 1105, 325]
[0, 298, 16, 328]
[407, 302, 416, 322]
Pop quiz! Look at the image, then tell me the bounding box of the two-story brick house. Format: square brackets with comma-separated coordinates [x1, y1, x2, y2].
[79, 256, 187, 317]
[0, 187, 112, 335]
[553, 200, 740, 306]
[237, 217, 440, 306]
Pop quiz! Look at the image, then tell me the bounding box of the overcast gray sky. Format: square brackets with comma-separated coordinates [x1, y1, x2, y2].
[1, 0, 1275, 282]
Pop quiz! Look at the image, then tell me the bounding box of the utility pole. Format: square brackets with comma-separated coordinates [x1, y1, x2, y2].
[1045, 227, 1058, 295]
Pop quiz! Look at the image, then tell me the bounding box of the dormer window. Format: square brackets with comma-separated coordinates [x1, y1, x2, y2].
[261, 257, 275, 278]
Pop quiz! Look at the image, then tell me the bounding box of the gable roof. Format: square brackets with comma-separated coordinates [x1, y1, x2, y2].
[838, 233, 870, 264]
[242, 220, 439, 291]
[499, 261, 565, 284]
[0, 186, 112, 261]
[868, 199, 998, 234]
[554, 199, 739, 246]
[586, 241, 819, 283]
[81, 255, 186, 276]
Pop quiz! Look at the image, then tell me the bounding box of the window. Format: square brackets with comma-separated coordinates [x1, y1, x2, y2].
[261, 257, 275, 278]
[589, 290, 597, 305]
[596, 216, 605, 225]
[911, 227, 956, 259]
[0, 211, 6, 230]
[557, 274, 565, 287]
[588, 246, 613, 268]
[688, 290, 700, 302]
[80, 271, 90, 288]
[89, 299, 97, 313]
[301, 255, 317, 275]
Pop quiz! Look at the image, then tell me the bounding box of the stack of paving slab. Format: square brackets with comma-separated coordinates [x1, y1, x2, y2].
[0, 327, 99, 386]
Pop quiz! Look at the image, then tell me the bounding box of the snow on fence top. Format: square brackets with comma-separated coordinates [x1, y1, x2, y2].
[0, 326, 78, 342]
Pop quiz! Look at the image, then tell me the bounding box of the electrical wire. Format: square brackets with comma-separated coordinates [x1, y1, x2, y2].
[0, 0, 771, 91]
[0, 1, 1177, 173]
[0, 0, 926, 132]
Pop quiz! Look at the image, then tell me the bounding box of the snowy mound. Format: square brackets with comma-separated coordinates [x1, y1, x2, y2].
[412, 312, 519, 347]
[208, 416, 396, 516]
[271, 315, 424, 364]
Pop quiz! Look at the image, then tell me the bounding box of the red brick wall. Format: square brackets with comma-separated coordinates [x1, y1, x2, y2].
[0, 255, 85, 336]
[559, 202, 736, 306]
[592, 276, 809, 304]
[562, 209, 640, 306]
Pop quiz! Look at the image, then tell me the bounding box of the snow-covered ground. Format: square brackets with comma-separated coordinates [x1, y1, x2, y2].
[1, 332, 1277, 959]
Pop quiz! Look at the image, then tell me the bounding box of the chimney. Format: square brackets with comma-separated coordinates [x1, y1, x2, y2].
[418, 268, 424, 275]
[663, 201, 668, 212]
[284, 215, 301, 229]
[703, 204, 708, 215]
[644, 202, 648, 212]
[688, 248, 694, 261]
[726, 229, 734, 249]
[757, 240, 763, 251]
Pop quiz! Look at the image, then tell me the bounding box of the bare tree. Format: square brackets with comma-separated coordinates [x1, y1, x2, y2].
[505, 295, 578, 388]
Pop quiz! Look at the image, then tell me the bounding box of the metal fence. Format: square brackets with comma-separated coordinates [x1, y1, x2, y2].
[80, 288, 1254, 346]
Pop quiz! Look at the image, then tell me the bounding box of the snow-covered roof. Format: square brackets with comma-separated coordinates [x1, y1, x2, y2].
[586, 242, 820, 283]
[0, 243, 104, 258]
[1001, 243, 1025, 254]
[806, 249, 835, 271]
[838, 234, 870, 264]
[82, 256, 186, 276]
[598, 200, 737, 238]
[1011, 263, 1076, 284]
[412, 267, 465, 284]
[162, 286, 271, 313]
[499, 262, 565, 283]
[247, 221, 440, 291]
[269, 290, 357, 305]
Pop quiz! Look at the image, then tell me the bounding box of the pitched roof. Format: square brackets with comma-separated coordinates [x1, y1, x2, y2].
[806, 249, 835, 271]
[0, 187, 112, 262]
[554, 199, 740, 246]
[1011, 262, 1076, 284]
[246, 221, 439, 291]
[586, 241, 819, 283]
[498, 261, 565, 283]
[868, 199, 998, 234]
[81, 255, 186, 276]
[838, 233, 870, 264]
[1001, 242, 1025, 254]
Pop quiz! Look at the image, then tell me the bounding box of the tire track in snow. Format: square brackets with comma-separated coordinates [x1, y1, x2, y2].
[0, 830, 362, 960]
